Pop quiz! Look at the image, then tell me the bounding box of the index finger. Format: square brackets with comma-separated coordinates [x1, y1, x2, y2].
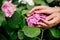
[29, 6, 48, 14]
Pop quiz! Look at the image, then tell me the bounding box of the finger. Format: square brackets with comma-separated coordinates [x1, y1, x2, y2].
[46, 13, 56, 21]
[27, 12, 34, 16]
[37, 22, 48, 27]
[41, 17, 59, 28]
[49, 17, 58, 24]
[37, 25, 42, 27]
[41, 19, 49, 25]
[35, 10, 49, 14]
[41, 19, 53, 28]
[29, 6, 48, 14]
[35, 9, 54, 14]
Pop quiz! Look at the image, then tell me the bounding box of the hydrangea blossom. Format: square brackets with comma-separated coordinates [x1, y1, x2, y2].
[1, 1, 17, 17]
[26, 13, 47, 27]
[18, 0, 34, 6]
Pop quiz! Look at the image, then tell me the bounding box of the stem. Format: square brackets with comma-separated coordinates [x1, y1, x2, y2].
[36, 37, 41, 40]
[40, 29, 44, 40]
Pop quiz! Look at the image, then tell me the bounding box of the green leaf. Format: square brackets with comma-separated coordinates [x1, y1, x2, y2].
[7, 11, 21, 29]
[5, 26, 14, 36]
[47, 31, 54, 40]
[20, 16, 26, 27]
[49, 28, 60, 38]
[5, 27, 17, 40]
[9, 33, 17, 40]
[27, 4, 34, 10]
[7, 11, 22, 29]
[4, 26, 17, 40]
[22, 26, 41, 38]
[18, 30, 25, 40]
[46, 0, 54, 3]
[0, 11, 5, 26]
[34, 0, 48, 6]
[22, 10, 29, 15]
[17, 6, 25, 12]
[34, 0, 43, 4]
[0, 0, 4, 9]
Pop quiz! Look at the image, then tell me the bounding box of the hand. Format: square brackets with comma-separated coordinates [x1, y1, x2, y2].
[37, 13, 60, 28]
[28, 6, 60, 16]
[28, 6, 60, 28]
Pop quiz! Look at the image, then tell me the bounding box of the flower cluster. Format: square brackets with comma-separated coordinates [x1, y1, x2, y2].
[1, 1, 17, 17]
[26, 13, 47, 27]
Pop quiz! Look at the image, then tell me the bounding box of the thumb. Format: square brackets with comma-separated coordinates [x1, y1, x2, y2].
[46, 13, 56, 21]
[29, 6, 48, 14]
[35, 9, 52, 14]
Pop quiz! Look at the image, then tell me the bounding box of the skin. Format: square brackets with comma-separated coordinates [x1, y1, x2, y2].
[28, 6, 60, 28]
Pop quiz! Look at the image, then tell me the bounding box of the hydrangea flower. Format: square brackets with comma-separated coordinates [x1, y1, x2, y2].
[1, 1, 17, 17]
[18, 0, 34, 6]
[26, 13, 47, 27]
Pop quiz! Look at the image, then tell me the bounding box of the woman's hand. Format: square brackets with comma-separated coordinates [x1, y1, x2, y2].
[28, 6, 60, 28]
[37, 13, 60, 28]
[28, 6, 60, 16]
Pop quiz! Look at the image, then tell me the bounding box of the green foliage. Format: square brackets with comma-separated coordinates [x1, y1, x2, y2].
[5, 26, 17, 40]
[7, 11, 22, 29]
[22, 10, 29, 15]
[18, 30, 25, 40]
[0, 0, 4, 9]
[0, 0, 60, 40]
[34, 0, 48, 6]
[22, 26, 41, 38]
[0, 11, 5, 27]
[34, 0, 44, 4]
[27, 4, 34, 10]
[49, 28, 60, 38]
[46, 0, 54, 3]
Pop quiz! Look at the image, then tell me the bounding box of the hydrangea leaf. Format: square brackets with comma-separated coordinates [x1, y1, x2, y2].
[0, 0, 4, 9]
[46, 0, 54, 3]
[4, 26, 17, 40]
[27, 4, 34, 10]
[34, 0, 43, 4]
[0, 11, 5, 27]
[22, 26, 41, 38]
[34, 0, 48, 6]
[9, 33, 17, 40]
[49, 28, 60, 38]
[18, 30, 25, 40]
[22, 10, 29, 15]
[5, 26, 14, 36]
[7, 11, 22, 29]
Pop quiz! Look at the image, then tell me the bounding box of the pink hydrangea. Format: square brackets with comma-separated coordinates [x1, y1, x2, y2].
[26, 13, 47, 27]
[1, 1, 17, 17]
